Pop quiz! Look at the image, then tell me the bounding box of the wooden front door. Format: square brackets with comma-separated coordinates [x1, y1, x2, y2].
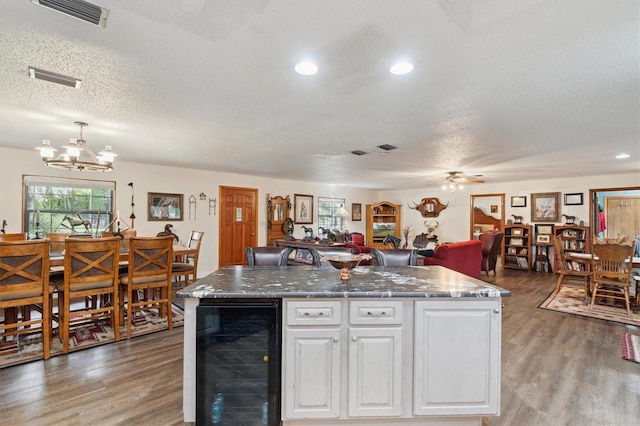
[219, 186, 258, 268]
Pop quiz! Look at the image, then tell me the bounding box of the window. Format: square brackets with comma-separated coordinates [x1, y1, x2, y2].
[23, 175, 115, 239]
[318, 197, 346, 230]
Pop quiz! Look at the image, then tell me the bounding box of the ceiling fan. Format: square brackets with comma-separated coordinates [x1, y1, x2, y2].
[443, 171, 485, 191]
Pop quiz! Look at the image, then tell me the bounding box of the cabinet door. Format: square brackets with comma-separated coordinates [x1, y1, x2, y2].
[414, 300, 501, 416]
[284, 328, 341, 419]
[348, 327, 403, 417]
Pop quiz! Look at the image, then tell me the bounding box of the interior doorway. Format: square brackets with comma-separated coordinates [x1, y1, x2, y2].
[218, 186, 258, 268]
[589, 186, 640, 241]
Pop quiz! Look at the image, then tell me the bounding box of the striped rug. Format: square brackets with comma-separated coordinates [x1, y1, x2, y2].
[622, 333, 640, 363]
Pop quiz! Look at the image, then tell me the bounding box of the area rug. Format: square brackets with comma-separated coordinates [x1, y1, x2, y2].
[621, 333, 640, 363]
[539, 285, 640, 327]
[0, 304, 184, 369]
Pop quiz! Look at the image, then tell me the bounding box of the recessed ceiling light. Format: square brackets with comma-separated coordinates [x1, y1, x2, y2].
[616, 153, 630, 159]
[295, 62, 318, 75]
[390, 62, 413, 75]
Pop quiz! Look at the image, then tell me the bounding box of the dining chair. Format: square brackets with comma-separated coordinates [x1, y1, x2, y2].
[0, 239, 51, 359]
[0, 232, 27, 241]
[47, 232, 69, 253]
[119, 235, 174, 339]
[551, 235, 591, 298]
[57, 237, 121, 353]
[172, 230, 204, 287]
[589, 239, 635, 317]
[371, 248, 418, 266]
[314, 246, 357, 266]
[245, 246, 295, 266]
[102, 229, 137, 251]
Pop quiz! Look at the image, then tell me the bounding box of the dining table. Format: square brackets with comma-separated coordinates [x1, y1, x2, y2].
[1, 244, 197, 354]
[569, 252, 640, 268]
[48, 244, 197, 267]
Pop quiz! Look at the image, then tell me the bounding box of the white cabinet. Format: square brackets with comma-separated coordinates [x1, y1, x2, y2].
[284, 301, 341, 419]
[414, 299, 501, 416]
[283, 299, 404, 421]
[348, 300, 403, 417]
[282, 298, 502, 424]
[284, 328, 341, 418]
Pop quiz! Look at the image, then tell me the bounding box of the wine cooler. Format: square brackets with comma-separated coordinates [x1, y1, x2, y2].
[196, 299, 281, 425]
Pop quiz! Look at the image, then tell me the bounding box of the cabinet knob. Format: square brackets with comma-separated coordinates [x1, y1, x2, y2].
[333, 337, 339, 342]
[351, 336, 357, 341]
[493, 308, 501, 314]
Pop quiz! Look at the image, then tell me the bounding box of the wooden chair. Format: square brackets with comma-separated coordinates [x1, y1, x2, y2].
[589, 239, 634, 317]
[58, 237, 121, 353]
[245, 246, 294, 266]
[371, 248, 418, 266]
[119, 236, 174, 339]
[102, 229, 137, 251]
[0, 233, 27, 241]
[0, 240, 51, 359]
[551, 235, 591, 298]
[172, 230, 204, 287]
[47, 232, 69, 253]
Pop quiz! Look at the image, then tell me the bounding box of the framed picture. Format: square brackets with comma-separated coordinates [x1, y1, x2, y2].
[511, 196, 527, 207]
[510, 237, 524, 246]
[294, 194, 313, 224]
[512, 228, 523, 236]
[491, 205, 498, 213]
[535, 224, 554, 235]
[352, 203, 362, 221]
[536, 234, 551, 244]
[564, 192, 583, 206]
[531, 192, 560, 222]
[148, 192, 183, 221]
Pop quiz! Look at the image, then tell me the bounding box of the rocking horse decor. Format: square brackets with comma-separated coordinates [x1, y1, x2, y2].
[61, 214, 92, 233]
[407, 197, 448, 218]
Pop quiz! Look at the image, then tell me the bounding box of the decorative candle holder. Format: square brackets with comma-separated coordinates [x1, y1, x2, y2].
[326, 255, 364, 280]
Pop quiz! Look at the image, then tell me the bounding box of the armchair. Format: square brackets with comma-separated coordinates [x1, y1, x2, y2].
[479, 231, 504, 276]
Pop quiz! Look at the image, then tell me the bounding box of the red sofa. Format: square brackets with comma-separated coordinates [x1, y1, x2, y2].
[420, 240, 482, 279]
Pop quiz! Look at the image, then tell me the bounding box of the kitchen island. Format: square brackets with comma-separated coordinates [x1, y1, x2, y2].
[178, 265, 510, 425]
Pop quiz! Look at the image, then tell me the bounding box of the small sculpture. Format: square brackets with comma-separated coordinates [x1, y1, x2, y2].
[62, 214, 91, 233]
[511, 214, 523, 224]
[301, 226, 314, 242]
[282, 218, 295, 240]
[562, 214, 576, 225]
[157, 223, 179, 242]
[383, 234, 401, 248]
[1, 219, 7, 234]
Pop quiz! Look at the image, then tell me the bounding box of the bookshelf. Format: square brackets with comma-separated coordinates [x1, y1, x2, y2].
[553, 225, 590, 272]
[502, 224, 532, 270]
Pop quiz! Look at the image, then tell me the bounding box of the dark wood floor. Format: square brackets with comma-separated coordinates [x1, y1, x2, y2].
[1, 269, 638, 425]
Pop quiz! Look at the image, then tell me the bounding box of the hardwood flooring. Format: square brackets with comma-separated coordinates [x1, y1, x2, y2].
[1, 269, 638, 425]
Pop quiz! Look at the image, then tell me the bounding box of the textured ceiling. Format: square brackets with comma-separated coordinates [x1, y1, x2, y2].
[0, 0, 638, 190]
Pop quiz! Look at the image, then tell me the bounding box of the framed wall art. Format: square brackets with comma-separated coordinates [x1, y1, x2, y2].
[148, 192, 183, 221]
[511, 196, 527, 207]
[351, 203, 362, 221]
[536, 234, 551, 244]
[531, 192, 560, 222]
[564, 192, 583, 205]
[294, 194, 313, 224]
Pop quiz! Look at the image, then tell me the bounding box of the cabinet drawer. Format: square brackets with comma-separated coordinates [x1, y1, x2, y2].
[349, 300, 403, 325]
[286, 301, 341, 326]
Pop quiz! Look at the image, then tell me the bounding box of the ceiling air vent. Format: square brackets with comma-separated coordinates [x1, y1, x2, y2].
[351, 150, 368, 156]
[377, 144, 397, 151]
[31, 0, 109, 28]
[29, 67, 81, 88]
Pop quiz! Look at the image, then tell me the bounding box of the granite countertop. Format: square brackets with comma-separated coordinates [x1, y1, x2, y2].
[177, 265, 511, 299]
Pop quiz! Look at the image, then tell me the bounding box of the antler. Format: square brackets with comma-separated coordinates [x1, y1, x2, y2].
[407, 201, 420, 210]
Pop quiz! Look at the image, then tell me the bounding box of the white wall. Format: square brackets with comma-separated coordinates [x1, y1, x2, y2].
[378, 172, 640, 245]
[1, 147, 376, 276]
[3, 147, 637, 275]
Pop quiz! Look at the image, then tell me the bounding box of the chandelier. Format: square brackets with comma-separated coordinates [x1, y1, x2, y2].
[36, 121, 116, 172]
